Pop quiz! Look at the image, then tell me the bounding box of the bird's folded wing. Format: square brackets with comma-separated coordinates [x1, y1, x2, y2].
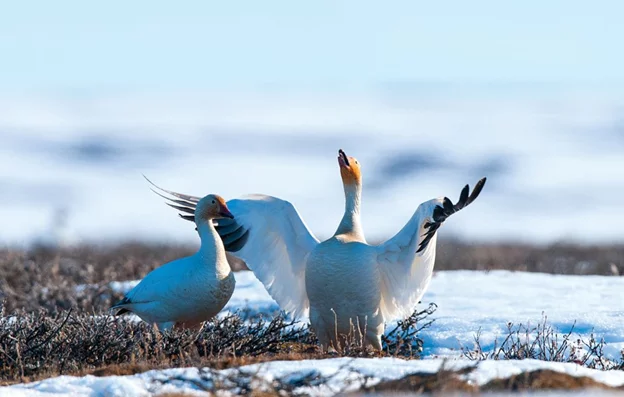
[146, 178, 319, 319]
[113, 258, 187, 310]
[375, 178, 486, 321]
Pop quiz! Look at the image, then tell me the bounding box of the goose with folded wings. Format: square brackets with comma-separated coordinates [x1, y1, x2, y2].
[111, 194, 237, 331]
[147, 150, 486, 350]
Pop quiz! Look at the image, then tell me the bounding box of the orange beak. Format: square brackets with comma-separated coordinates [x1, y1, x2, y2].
[218, 205, 234, 219]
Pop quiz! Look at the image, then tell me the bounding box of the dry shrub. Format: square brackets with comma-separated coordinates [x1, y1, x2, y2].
[462, 315, 624, 371]
[0, 305, 438, 384]
[283, 305, 435, 358]
[0, 309, 310, 384]
[382, 303, 437, 357]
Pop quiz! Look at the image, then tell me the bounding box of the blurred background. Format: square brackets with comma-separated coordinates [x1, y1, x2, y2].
[2, 0, 624, 248]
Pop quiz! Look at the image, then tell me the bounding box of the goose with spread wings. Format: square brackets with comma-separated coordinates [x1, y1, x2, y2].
[147, 150, 486, 350]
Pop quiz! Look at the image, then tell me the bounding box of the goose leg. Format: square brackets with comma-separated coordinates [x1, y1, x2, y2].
[365, 331, 383, 351]
[310, 308, 339, 353]
[316, 326, 338, 353]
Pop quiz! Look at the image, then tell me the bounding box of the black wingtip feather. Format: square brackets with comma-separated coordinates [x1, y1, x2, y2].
[179, 214, 195, 222]
[417, 177, 487, 253]
[442, 197, 454, 215]
[466, 177, 487, 206]
[143, 174, 200, 203]
[224, 228, 250, 252]
[456, 184, 470, 210]
[150, 187, 197, 208]
[166, 202, 196, 215]
[111, 297, 132, 316]
[215, 222, 244, 236]
[432, 205, 445, 223]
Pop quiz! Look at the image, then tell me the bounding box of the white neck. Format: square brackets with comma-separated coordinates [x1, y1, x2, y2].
[196, 220, 231, 278]
[334, 182, 365, 241]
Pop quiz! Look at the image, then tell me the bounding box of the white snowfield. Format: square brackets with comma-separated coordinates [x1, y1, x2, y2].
[421, 270, 624, 359]
[3, 270, 623, 396]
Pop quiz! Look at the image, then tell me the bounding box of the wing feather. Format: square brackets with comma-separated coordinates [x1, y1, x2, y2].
[224, 195, 319, 318]
[376, 178, 486, 320]
[146, 178, 318, 319]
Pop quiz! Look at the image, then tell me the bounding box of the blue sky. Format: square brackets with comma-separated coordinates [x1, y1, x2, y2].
[1, 0, 623, 91]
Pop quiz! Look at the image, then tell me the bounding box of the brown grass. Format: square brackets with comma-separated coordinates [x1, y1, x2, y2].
[358, 367, 624, 395]
[482, 369, 620, 392]
[436, 239, 624, 275]
[1, 240, 621, 314]
[358, 365, 478, 394]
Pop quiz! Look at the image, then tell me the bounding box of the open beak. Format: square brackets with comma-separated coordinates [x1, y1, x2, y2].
[218, 206, 235, 219]
[338, 149, 350, 167]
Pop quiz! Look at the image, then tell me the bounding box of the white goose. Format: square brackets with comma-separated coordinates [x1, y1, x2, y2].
[148, 150, 486, 349]
[111, 194, 236, 331]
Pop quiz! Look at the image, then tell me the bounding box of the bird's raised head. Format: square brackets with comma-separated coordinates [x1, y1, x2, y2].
[195, 194, 234, 223]
[338, 149, 361, 186]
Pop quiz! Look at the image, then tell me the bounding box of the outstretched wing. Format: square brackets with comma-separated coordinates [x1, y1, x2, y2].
[146, 178, 319, 319]
[376, 177, 486, 321]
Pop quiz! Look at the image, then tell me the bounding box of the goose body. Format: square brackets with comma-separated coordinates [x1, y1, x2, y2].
[306, 237, 384, 348]
[112, 195, 236, 331]
[148, 150, 486, 348]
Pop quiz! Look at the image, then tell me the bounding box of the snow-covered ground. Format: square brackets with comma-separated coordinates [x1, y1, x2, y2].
[3, 270, 623, 396]
[422, 271, 624, 359]
[3, 358, 624, 397]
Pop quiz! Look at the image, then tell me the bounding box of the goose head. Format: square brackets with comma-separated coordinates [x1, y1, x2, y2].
[194, 194, 234, 224]
[338, 149, 361, 187]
